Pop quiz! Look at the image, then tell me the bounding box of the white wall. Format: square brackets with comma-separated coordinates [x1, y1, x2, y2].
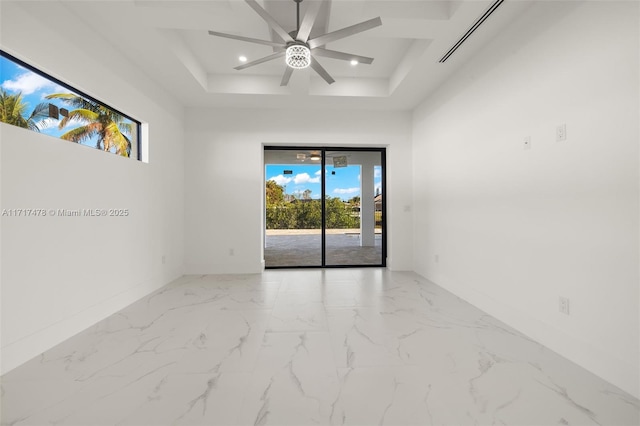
[0, 2, 184, 374]
[184, 108, 412, 273]
[412, 1, 639, 398]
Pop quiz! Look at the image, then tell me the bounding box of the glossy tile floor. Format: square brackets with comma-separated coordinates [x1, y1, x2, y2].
[2, 269, 639, 425]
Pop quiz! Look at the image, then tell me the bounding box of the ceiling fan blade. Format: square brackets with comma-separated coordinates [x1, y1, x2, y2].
[234, 51, 285, 70]
[310, 56, 335, 85]
[245, 0, 295, 43]
[208, 30, 284, 48]
[296, 0, 322, 42]
[308, 17, 382, 49]
[311, 48, 374, 65]
[280, 67, 294, 86]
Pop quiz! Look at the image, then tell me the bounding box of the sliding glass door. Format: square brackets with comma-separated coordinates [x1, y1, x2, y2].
[324, 150, 384, 266]
[264, 147, 385, 268]
[264, 149, 322, 267]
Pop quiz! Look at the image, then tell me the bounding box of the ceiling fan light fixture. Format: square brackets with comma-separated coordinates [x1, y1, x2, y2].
[208, 0, 381, 85]
[286, 44, 311, 69]
[309, 154, 321, 161]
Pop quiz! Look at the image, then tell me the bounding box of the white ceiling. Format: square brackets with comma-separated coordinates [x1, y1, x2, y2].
[15, 0, 532, 111]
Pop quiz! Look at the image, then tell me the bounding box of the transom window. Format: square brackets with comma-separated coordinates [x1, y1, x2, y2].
[0, 50, 141, 160]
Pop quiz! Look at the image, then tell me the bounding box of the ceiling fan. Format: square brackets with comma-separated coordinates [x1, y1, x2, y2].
[208, 0, 382, 86]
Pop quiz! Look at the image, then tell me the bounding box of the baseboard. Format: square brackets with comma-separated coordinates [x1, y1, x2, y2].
[184, 260, 265, 275]
[420, 272, 639, 399]
[0, 275, 173, 375]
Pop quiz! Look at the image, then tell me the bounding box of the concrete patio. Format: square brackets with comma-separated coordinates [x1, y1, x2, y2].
[264, 229, 383, 267]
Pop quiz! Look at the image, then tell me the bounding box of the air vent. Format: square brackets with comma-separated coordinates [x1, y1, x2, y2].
[439, 0, 505, 63]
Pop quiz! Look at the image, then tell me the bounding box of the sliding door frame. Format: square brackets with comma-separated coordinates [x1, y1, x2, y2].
[264, 146, 386, 269]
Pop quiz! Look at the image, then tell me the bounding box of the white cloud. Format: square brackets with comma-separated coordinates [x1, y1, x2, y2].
[315, 170, 321, 176]
[333, 187, 360, 195]
[374, 167, 382, 178]
[2, 72, 62, 96]
[269, 171, 321, 187]
[294, 172, 320, 184]
[268, 175, 292, 186]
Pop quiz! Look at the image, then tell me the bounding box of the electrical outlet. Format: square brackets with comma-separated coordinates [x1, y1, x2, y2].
[559, 297, 570, 315]
[556, 124, 567, 141]
[524, 136, 531, 150]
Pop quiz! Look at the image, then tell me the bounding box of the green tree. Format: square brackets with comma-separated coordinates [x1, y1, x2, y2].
[293, 200, 321, 228]
[0, 89, 50, 131]
[325, 196, 359, 229]
[266, 189, 362, 230]
[266, 180, 285, 206]
[266, 204, 296, 229]
[46, 93, 132, 157]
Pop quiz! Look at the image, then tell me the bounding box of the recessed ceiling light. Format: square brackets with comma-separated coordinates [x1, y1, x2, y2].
[350, 60, 358, 66]
[239, 55, 247, 62]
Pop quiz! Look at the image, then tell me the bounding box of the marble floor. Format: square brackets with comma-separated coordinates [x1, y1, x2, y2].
[1, 269, 638, 426]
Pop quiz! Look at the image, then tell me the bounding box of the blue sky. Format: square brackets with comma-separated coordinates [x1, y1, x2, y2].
[266, 164, 382, 201]
[1, 55, 69, 139]
[0, 54, 134, 148]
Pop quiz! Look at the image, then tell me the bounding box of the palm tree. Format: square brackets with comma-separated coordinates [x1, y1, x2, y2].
[0, 89, 50, 131]
[45, 93, 132, 157]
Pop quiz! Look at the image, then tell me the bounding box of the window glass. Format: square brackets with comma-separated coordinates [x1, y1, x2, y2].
[0, 50, 140, 160]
